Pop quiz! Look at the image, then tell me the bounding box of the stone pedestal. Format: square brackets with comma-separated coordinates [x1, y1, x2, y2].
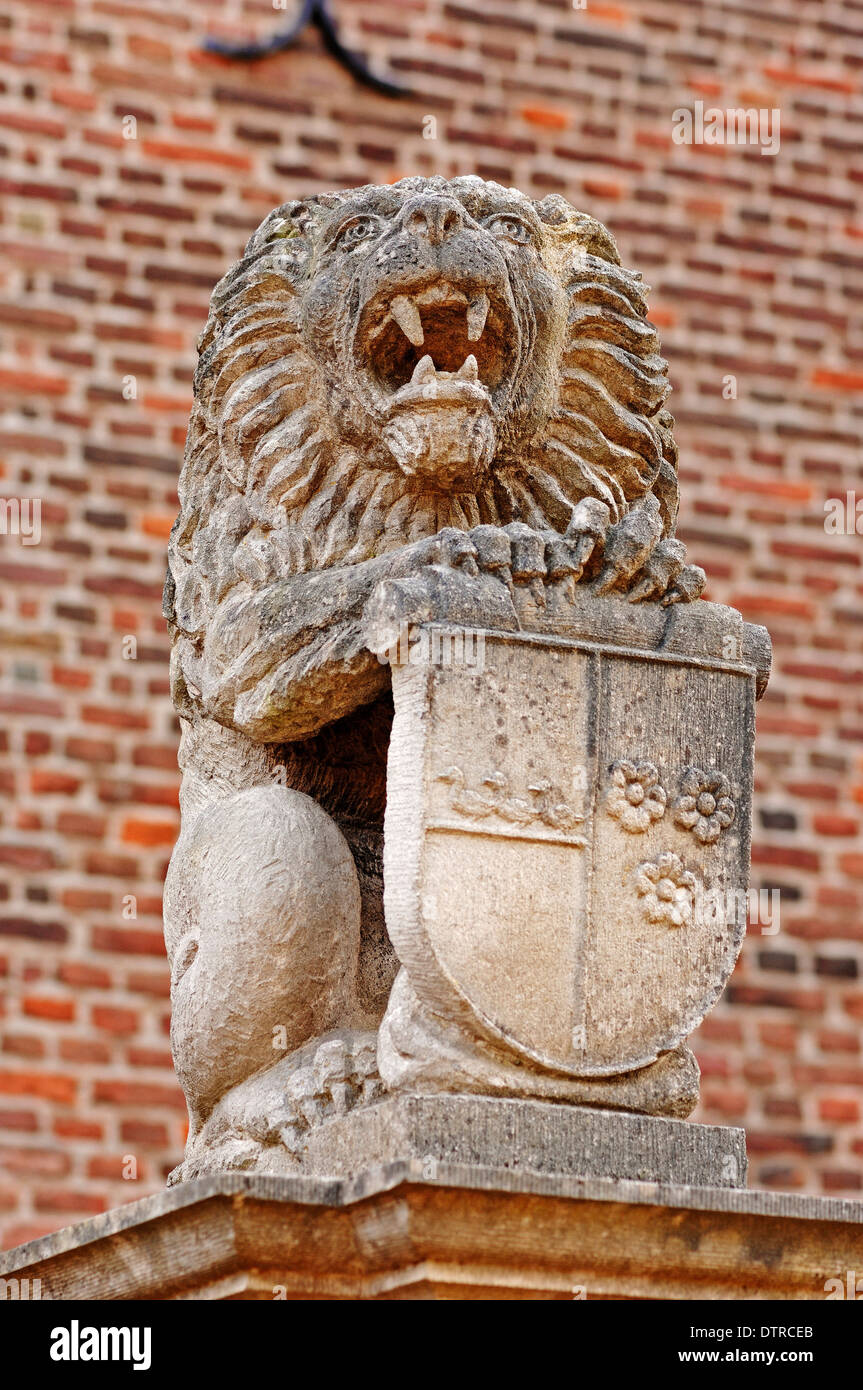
[3, 1154, 862, 1301]
[300, 1095, 745, 1188]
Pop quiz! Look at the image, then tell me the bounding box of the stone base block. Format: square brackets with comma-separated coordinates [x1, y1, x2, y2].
[301, 1094, 746, 1188]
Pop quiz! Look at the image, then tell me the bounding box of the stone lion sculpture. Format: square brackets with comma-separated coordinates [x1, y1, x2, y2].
[163, 175, 706, 1179]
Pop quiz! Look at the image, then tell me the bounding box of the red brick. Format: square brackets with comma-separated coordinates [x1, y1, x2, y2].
[730, 595, 815, 620]
[51, 665, 92, 690]
[59, 1039, 111, 1065]
[520, 105, 569, 131]
[0, 368, 68, 396]
[85, 852, 138, 878]
[0, 1072, 76, 1104]
[30, 770, 81, 795]
[56, 812, 106, 839]
[87, 1154, 143, 1180]
[132, 745, 178, 769]
[844, 993, 863, 1022]
[21, 996, 75, 1023]
[121, 816, 177, 847]
[0, 1146, 70, 1178]
[126, 971, 170, 998]
[93, 1080, 184, 1110]
[141, 139, 252, 170]
[758, 1023, 798, 1052]
[839, 854, 863, 880]
[65, 737, 116, 764]
[24, 733, 53, 757]
[0, 845, 56, 872]
[82, 705, 149, 730]
[1, 1035, 44, 1060]
[127, 1046, 172, 1068]
[0, 113, 66, 138]
[818, 1098, 860, 1124]
[743, 1059, 778, 1086]
[720, 475, 813, 502]
[61, 889, 112, 911]
[764, 66, 857, 95]
[3, 1222, 59, 1244]
[58, 963, 111, 990]
[814, 815, 859, 837]
[120, 1120, 168, 1145]
[750, 845, 821, 872]
[0, 1109, 39, 1133]
[92, 1005, 138, 1035]
[817, 1029, 859, 1054]
[90, 927, 165, 956]
[51, 85, 98, 111]
[33, 1189, 106, 1215]
[53, 1118, 103, 1140]
[701, 1087, 748, 1117]
[821, 1170, 863, 1193]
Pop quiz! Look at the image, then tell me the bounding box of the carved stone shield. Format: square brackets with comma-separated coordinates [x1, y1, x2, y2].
[383, 600, 770, 1077]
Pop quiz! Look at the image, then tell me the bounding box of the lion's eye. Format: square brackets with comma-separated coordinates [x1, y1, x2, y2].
[485, 214, 533, 245]
[334, 217, 380, 251]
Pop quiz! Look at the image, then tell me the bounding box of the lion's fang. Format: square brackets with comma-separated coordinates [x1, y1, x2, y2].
[466, 292, 489, 342]
[411, 354, 436, 385]
[390, 296, 424, 347]
[457, 354, 478, 380]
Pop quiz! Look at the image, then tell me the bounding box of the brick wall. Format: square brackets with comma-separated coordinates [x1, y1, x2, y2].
[0, 0, 861, 1246]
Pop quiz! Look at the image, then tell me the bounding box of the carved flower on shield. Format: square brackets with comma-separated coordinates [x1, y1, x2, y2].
[635, 852, 698, 929]
[606, 760, 667, 833]
[673, 767, 735, 845]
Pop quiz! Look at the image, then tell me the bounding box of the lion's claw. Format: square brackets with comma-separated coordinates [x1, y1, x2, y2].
[369, 501, 702, 655]
[432, 526, 480, 575]
[593, 497, 664, 596]
[661, 564, 706, 606]
[627, 537, 686, 604]
[469, 524, 512, 580]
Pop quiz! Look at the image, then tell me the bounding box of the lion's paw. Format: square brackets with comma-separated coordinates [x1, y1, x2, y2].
[171, 1030, 385, 1183]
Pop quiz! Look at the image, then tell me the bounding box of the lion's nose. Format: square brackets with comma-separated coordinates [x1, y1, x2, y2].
[401, 195, 465, 246]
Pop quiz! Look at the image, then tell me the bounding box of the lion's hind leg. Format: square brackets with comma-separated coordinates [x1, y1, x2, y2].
[163, 784, 362, 1163]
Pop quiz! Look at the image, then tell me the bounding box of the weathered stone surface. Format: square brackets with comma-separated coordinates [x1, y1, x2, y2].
[160, 175, 770, 1179]
[170, 1029, 384, 1185]
[301, 1094, 747, 1187]
[3, 1167, 862, 1301]
[379, 974, 702, 1119]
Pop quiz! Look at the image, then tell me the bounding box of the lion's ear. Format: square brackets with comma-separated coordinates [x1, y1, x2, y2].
[241, 202, 316, 292]
[244, 193, 351, 290]
[536, 195, 622, 267]
[535, 194, 574, 227]
[572, 215, 621, 265]
[248, 198, 326, 248]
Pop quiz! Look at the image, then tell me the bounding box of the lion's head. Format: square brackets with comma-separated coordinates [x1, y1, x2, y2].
[167, 176, 681, 656]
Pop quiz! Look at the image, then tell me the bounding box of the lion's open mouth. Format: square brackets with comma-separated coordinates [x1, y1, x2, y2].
[356, 281, 515, 414]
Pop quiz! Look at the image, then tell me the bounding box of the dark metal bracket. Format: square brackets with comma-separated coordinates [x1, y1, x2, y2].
[203, 0, 411, 98]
